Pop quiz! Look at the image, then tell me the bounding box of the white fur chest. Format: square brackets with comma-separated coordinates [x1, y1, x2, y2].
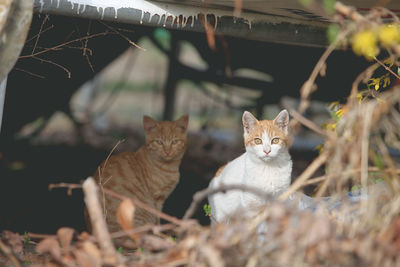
[240, 152, 292, 209]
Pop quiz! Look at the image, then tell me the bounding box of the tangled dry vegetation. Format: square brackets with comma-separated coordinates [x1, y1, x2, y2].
[2, 2, 400, 267]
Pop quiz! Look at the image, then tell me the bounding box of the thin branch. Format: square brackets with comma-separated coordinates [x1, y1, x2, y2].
[301, 166, 400, 186]
[27, 232, 55, 240]
[32, 56, 71, 78]
[101, 139, 125, 176]
[102, 187, 185, 226]
[48, 183, 82, 196]
[183, 184, 274, 220]
[279, 152, 329, 200]
[26, 25, 54, 43]
[32, 15, 49, 54]
[289, 109, 330, 137]
[334, 1, 365, 23]
[19, 31, 114, 59]
[110, 223, 176, 239]
[99, 21, 146, 51]
[374, 57, 400, 80]
[13, 68, 45, 79]
[82, 178, 122, 266]
[298, 29, 350, 114]
[49, 181, 186, 226]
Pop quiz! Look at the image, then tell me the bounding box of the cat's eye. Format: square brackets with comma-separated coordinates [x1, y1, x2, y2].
[271, 138, 280, 144]
[254, 138, 262, 145]
[172, 139, 179, 145]
[156, 140, 163, 145]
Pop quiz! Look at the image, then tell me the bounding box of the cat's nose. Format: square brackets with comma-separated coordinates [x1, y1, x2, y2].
[264, 149, 270, 155]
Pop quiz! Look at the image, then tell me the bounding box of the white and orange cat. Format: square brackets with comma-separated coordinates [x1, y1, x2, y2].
[208, 110, 292, 223]
[87, 115, 188, 240]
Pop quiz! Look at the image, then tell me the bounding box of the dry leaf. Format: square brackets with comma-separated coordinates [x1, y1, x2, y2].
[140, 235, 175, 251]
[77, 231, 91, 241]
[36, 238, 62, 261]
[73, 249, 101, 267]
[57, 227, 74, 252]
[81, 240, 102, 260]
[2, 230, 23, 254]
[116, 198, 137, 240]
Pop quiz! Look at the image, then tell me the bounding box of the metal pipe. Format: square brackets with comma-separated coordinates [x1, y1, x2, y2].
[34, 0, 329, 47]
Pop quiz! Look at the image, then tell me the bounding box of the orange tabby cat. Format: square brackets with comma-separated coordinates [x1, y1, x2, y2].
[88, 115, 188, 242]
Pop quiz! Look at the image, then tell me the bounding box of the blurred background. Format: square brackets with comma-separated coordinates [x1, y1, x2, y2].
[0, 13, 373, 233]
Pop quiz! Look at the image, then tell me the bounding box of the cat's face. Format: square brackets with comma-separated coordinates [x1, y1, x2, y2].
[143, 115, 189, 162]
[242, 110, 289, 163]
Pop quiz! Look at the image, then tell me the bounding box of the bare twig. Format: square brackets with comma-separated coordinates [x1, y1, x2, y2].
[101, 139, 124, 176]
[99, 21, 146, 51]
[234, 0, 242, 17]
[32, 56, 71, 78]
[298, 29, 350, 114]
[13, 68, 45, 79]
[26, 25, 55, 44]
[374, 57, 400, 80]
[27, 232, 56, 240]
[49, 181, 185, 226]
[110, 223, 176, 239]
[183, 184, 274, 220]
[334, 1, 365, 23]
[82, 177, 123, 266]
[301, 167, 400, 186]
[280, 152, 329, 200]
[102, 187, 185, 226]
[31, 15, 49, 54]
[289, 109, 330, 137]
[48, 182, 82, 196]
[19, 31, 114, 59]
[0, 240, 22, 267]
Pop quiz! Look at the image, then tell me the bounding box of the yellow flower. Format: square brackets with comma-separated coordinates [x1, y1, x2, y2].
[328, 101, 340, 111]
[383, 58, 394, 67]
[322, 122, 337, 132]
[335, 109, 344, 118]
[368, 77, 381, 90]
[378, 24, 400, 47]
[382, 73, 391, 88]
[314, 144, 324, 154]
[352, 30, 377, 60]
[357, 92, 364, 103]
[368, 74, 391, 91]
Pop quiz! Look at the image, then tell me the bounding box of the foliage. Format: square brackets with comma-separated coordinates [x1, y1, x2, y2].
[203, 203, 211, 217]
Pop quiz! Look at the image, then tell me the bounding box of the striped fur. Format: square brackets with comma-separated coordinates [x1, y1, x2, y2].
[88, 115, 188, 242]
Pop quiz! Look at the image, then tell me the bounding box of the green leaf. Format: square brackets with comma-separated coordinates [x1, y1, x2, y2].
[299, 0, 313, 7]
[327, 24, 340, 44]
[203, 204, 211, 217]
[397, 66, 400, 76]
[117, 247, 123, 253]
[323, 0, 336, 14]
[23, 232, 30, 245]
[370, 150, 384, 170]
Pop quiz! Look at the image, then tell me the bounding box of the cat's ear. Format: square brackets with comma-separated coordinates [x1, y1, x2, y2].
[242, 111, 258, 134]
[143, 115, 158, 133]
[175, 114, 189, 133]
[273, 109, 289, 134]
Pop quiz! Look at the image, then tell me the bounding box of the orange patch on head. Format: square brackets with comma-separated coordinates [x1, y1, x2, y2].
[242, 110, 289, 147]
[244, 121, 288, 146]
